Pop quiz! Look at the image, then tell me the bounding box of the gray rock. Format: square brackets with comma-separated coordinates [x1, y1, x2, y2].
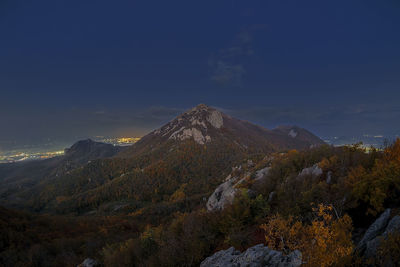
[298, 164, 323, 178]
[288, 129, 298, 138]
[268, 192, 275, 202]
[384, 215, 400, 235]
[255, 167, 271, 181]
[200, 244, 302, 267]
[326, 171, 332, 184]
[207, 169, 254, 211]
[201, 247, 240, 266]
[233, 244, 271, 266]
[364, 215, 400, 259]
[207, 175, 240, 211]
[357, 209, 391, 251]
[77, 258, 99, 267]
[356, 208, 400, 263]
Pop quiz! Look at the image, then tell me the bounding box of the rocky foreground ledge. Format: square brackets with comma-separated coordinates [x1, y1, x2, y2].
[200, 208, 400, 267]
[200, 244, 302, 267]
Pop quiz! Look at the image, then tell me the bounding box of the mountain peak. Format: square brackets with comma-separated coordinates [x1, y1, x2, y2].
[182, 104, 223, 127]
[64, 139, 123, 160]
[192, 103, 211, 111]
[181, 103, 217, 117]
[151, 104, 225, 144]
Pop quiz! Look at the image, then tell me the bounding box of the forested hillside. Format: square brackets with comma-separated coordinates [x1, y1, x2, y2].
[1, 139, 400, 266]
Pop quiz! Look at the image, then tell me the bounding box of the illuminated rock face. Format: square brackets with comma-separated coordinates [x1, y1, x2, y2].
[207, 110, 223, 129]
[206, 174, 240, 211]
[153, 104, 223, 145]
[288, 129, 298, 138]
[207, 164, 271, 211]
[170, 128, 210, 145]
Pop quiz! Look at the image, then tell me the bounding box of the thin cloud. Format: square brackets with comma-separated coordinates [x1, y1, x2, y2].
[209, 25, 267, 86]
[210, 61, 245, 86]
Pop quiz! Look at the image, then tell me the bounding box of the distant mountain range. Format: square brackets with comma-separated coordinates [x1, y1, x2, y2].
[0, 104, 324, 213]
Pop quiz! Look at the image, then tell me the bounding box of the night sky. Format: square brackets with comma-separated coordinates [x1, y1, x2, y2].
[1, 0, 400, 148]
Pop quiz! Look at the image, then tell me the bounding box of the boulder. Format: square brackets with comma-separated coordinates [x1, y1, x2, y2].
[357, 209, 391, 252]
[200, 244, 302, 267]
[206, 175, 240, 211]
[356, 208, 400, 262]
[77, 258, 99, 267]
[255, 167, 271, 181]
[207, 165, 271, 211]
[364, 215, 400, 259]
[384, 215, 400, 235]
[298, 164, 323, 178]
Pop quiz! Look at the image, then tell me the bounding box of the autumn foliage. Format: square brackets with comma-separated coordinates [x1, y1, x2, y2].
[260, 204, 354, 267]
[348, 139, 400, 215]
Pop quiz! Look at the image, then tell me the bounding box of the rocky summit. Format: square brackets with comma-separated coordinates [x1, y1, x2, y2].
[153, 104, 224, 144]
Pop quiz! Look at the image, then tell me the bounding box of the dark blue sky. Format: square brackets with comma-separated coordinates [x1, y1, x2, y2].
[1, 0, 400, 147]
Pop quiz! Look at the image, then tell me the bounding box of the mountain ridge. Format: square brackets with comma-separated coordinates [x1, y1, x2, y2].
[0, 104, 325, 214]
[0, 139, 126, 209]
[118, 104, 324, 158]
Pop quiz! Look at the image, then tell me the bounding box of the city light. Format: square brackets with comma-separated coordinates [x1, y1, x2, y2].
[95, 137, 141, 146]
[0, 150, 65, 164]
[0, 137, 141, 164]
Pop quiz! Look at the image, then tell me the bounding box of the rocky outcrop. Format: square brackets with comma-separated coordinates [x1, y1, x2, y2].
[207, 109, 224, 129]
[326, 171, 332, 184]
[357, 208, 400, 260]
[200, 244, 302, 267]
[364, 215, 400, 260]
[255, 166, 270, 181]
[298, 164, 323, 178]
[288, 129, 298, 138]
[206, 174, 243, 211]
[170, 127, 211, 145]
[357, 209, 391, 252]
[272, 125, 325, 147]
[207, 163, 273, 211]
[77, 258, 99, 267]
